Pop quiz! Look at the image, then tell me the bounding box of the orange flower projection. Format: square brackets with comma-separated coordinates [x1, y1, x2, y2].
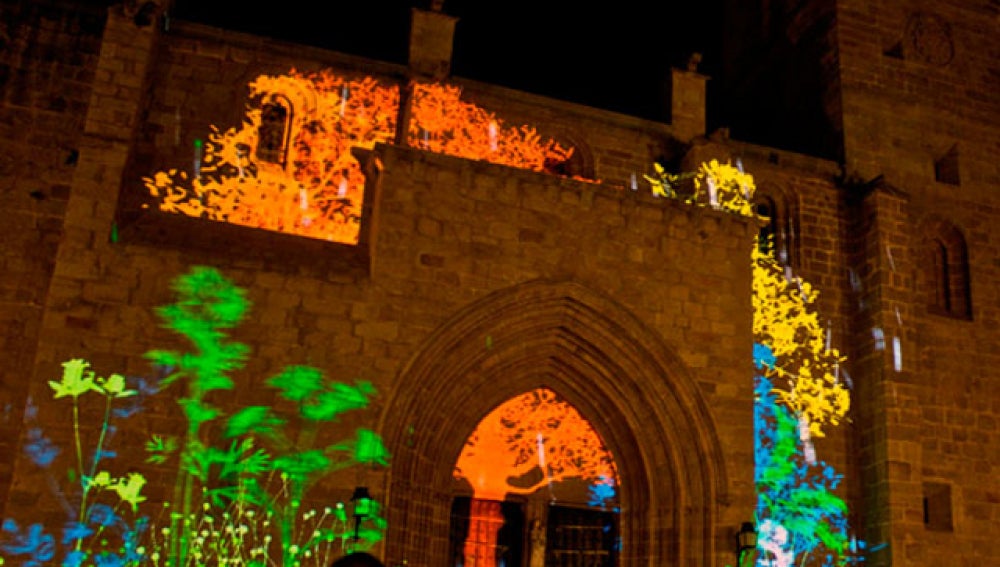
[408, 83, 573, 173]
[453, 388, 617, 567]
[144, 70, 575, 245]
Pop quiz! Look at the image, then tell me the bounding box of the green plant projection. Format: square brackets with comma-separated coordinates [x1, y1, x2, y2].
[147, 267, 390, 566]
[0, 360, 152, 566]
[1, 267, 389, 566]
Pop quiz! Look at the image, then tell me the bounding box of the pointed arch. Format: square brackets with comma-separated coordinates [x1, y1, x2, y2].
[378, 279, 730, 566]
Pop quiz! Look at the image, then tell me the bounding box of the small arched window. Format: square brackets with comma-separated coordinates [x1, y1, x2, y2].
[542, 130, 595, 180]
[754, 196, 777, 255]
[923, 219, 972, 319]
[256, 96, 292, 166]
[752, 189, 797, 266]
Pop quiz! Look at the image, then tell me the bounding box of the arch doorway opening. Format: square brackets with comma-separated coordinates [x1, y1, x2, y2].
[449, 388, 620, 567]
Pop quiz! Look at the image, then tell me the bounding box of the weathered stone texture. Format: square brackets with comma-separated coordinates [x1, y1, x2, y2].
[1, 1, 998, 565]
[0, 0, 105, 518]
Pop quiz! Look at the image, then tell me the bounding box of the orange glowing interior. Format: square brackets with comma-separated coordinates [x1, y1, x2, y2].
[144, 70, 576, 245]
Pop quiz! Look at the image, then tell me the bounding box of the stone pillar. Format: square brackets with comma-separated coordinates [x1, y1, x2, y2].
[671, 55, 708, 142]
[847, 180, 918, 567]
[396, 5, 458, 147]
[2, 0, 165, 522]
[407, 5, 458, 81]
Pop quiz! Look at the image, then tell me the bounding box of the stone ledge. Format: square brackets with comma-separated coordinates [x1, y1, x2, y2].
[115, 207, 371, 280]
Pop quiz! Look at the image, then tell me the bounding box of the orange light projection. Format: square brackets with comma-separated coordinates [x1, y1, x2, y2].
[454, 388, 617, 501]
[409, 83, 573, 173]
[453, 388, 617, 567]
[144, 70, 576, 245]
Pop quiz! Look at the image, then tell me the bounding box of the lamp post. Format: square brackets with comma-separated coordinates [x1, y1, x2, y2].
[736, 522, 757, 566]
[351, 486, 373, 545]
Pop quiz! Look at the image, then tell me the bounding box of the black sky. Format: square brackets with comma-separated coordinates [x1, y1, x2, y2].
[172, 0, 722, 124]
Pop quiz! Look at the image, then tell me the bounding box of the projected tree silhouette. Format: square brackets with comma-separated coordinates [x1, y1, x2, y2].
[648, 159, 860, 566]
[453, 388, 616, 567]
[455, 388, 616, 501]
[144, 70, 575, 245]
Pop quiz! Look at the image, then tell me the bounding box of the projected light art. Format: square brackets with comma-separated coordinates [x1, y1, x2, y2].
[749, 248, 858, 567]
[646, 158, 860, 566]
[0, 268, 389, 566]
[144, 70, 575, 245]
[453, 388, 618, 567]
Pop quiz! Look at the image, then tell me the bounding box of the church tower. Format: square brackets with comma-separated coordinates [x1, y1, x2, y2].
[721, 2, 1000, 566]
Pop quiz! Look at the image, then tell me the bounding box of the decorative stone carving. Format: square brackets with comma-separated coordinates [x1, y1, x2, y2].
[905, 12, 954, 66]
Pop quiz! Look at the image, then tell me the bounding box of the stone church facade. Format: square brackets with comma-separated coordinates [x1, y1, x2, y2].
[0, 1, 996, 566]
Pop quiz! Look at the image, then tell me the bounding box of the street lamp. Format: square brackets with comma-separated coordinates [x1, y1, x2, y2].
[736, 522, 757, 566]
[351, 486, 373, 543]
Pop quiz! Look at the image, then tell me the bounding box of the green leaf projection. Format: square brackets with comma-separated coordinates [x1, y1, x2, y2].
[2, 156, 869, 566]
[148, 266, 390, 565]
[1, 267, 389, 566]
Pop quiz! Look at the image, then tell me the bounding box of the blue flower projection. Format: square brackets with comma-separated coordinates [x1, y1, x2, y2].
[1, 365, 154, 566]
[587, 476, 618, 511]
[24, 428, 60, 468]
[752, 344, 856, 567]
[0, 520, 56, 566]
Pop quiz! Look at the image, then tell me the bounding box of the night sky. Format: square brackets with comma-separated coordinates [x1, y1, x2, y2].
[171, 0, 723, 125]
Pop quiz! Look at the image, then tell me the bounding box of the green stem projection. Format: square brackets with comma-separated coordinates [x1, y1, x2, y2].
[71, 399, 86, 551]
[142, 266, 389, 565]
[146, 267, 251, 566]
[91, 394, 114, 479]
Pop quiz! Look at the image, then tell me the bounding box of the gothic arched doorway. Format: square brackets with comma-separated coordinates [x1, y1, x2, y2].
[451, 387, 620, 567]
[378, 280, 733, 567]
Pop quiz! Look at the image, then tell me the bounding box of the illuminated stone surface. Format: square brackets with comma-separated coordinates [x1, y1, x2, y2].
[0, 1, 997, 566]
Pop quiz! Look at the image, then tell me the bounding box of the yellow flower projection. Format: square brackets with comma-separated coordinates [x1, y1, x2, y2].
[752, 245, 850, 438]
[144, 70, 575, 245]
[646, 158, 848, 438]
[645, 158, 756, 216]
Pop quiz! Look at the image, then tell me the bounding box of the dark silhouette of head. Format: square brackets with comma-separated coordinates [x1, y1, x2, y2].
[331, 551, 385, 567]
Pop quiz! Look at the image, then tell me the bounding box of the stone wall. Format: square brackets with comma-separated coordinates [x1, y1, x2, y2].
[1, 1, 997, 565]
[836, 0, 1000, 564]
[0, 0, 105, 518]
[0, 7, 758, 566]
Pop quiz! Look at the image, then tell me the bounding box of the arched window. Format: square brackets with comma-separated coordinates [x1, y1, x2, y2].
[930, 240, 951, 312]
[543, 130, 595, 180]
[754, 195, 778, 255]
[256, 95, 292, 166]
[752, 188, 797, 266]
[545, 150, 589, 178]
[923, 219, 972, 319]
